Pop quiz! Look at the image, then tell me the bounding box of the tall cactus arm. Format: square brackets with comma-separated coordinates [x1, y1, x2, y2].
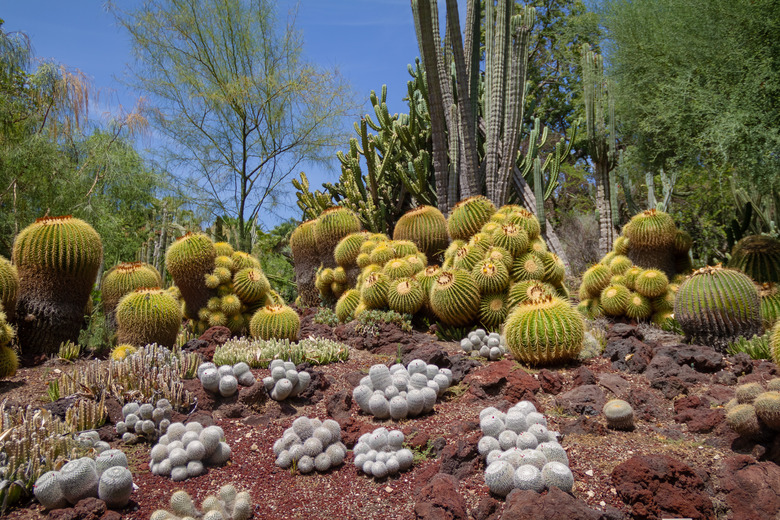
[484, 0, 511, 202]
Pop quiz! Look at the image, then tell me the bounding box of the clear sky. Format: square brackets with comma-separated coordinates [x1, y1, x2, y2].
[1, 0, 454, 229]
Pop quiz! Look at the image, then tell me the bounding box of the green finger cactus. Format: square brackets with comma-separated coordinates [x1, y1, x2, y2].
[511, 253, 546, 282]
[623, 209, 678, 276]
[508, 281, 557, 309]
[580, 264, 612, 298]
[314, 207, 362, 268]
[447, 196, 496, 241]
[492, 223, 529, 257]
[165, 232, 216, 319]
[361, 272, 390, 309]
[504, 294, 585, 365]
[625, 292, 653, 320]
[13, 215, 103, 355]
[393, 205, 449, 261]
[0, 256, 19, 321]
[116, 288, 183, 348]
[479, 292, 509, 331]
[472, 260, 510, 294]
[674, 265, 762, 351]
[249, 304, 300, 341]
[233, 267, 271, 304]
[429, 269, 480, 326]
[600, 285, 631, 316]
[334, 232, 369, 268]
[290, 220, 320, 307]
[386, 277, 424, 315]
[335, 289, 361, 322]
[634, 269, 669, 298]
[728, 235, 780, 284]
[101, 262, 162, 322]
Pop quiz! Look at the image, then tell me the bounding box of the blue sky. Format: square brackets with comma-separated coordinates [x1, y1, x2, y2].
[1, 0, 457, 229]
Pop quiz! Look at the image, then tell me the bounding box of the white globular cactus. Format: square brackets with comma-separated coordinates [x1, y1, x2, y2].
[353, 427, 414, 479]
[262, 360, 311, 401]
[351, 359, 451, 421]
[153, 487, 254, 520]
[460, 329, 508, 360]
[149, 423, 230, 480]
[198, 361, 256, 397]
[273, 417, 345, 474]
[116, 398, 173, 444]
[98, 466, 134, 508]
[603, 399, 635, 431]
[478, 400, 569, 497]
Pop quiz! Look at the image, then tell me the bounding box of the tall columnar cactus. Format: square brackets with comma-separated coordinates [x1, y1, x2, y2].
[393, 205, 449, 261]
[290, 220, 320, 307]
[101, 262, 163, 325]
[622, 209, 678, 276]
[0, 256, 19, 321]
[12, 216, 103, 355]
[728, 235, 780, 284]
[674, 266, 762, 352]
[115, 288, 183, 348]
[165, 233, 217, 319]
[504, 294, 584, 365]
[314, 207, 362, 268]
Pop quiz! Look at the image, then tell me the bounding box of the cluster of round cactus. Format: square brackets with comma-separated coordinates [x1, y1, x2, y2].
[151, 486, 252, 520]
[198, 362, 256, 397]
[115, 399, 173, 444]
[725, 379, 780, 438]
[34, 451, 133, 510]
[75, 430, 111, 453]
[477, 401, 573, 497]
[620, 208, 692, 277]
[352, 427, 415, 479]
[149, 422, 231, 481]
[262, 360, 311, 401]
[273, 416, 347, 474]
[603, 399, 635, 430]
[460, 328, 508, 360]
[351, 360, 452, 420]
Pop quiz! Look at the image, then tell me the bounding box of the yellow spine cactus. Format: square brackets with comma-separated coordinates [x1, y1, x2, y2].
[249, 304, 300, 341]
[165, 232, 216, 319]
[116, 288, 183, 348]
[314, 207, 362, 268]
[429, 269, 480, 326]
[0, 256, 19, 321]
[393, 205, 449, 261]
[386, 277, 424, 315]
[101, 262, 162, 321]
[447, 196, 497, 241]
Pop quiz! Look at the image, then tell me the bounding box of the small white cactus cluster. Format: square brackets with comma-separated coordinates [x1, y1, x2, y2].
[115, 399, 173, 444]
[352, 359, 452, 420]
[76, 430, 111, 452]
[460, 328, 508, 360]
[262, 360, 311, 401]
[353, 427, 415, 479]
[151, 486, 253, 520]
[273, 416, 347, 474]
[34, 451, 133, 510]
[478, 401, 574, 497]
[198, 361, 256, 397]
[149, 422, 231, 481]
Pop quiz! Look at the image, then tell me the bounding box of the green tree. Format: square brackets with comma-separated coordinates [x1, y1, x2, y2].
[112, 0, 355, 251]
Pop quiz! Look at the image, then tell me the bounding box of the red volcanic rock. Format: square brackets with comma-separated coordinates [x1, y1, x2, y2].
[538, 369, 564, 395]
[472, 497, 501, 520]
[414, 473, 468, 520]
[555, 384, 606, 416]
[337, 416, 375, 448]
[571, 366, 597, 387]
[48, 498, 108, 520]
[501, 487, 611, 520]
[325, 389, 353, 421]
[673, 395, 724, 433]
[462, 360, 540, 407]
[611, 454, 714, 520]
[438, 436, 481, 481]
[717, 455, 780, 520]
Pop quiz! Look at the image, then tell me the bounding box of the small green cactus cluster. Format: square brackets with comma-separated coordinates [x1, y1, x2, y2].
[674, 265, 762, 351]
[197, 361, 256, 397]
[725, 379, 780, 438]
[352, 427, 414, 479]
[115, 399, 174, 444]
[478, 401, 572, 497]
[149, 422, 231, 481]
[620, 209, 692, 277]
[728, 235, 780, 284]
[460, 328, 508, 360]
[577, 252, 677, 327]
[212, 336, 349, 368]
[262, 359, 311, 401]
[151, 486, 253, 520]
[0, 306, 18, 379]
[13, 216, 103, 355]
[273, 416, 347, 474]
[116, 288, 183, 348]
[101, 261, 162, 323]
[603, 399, 635, 430]
[33, 453, 134, 510]
[351, 360, 452, 420]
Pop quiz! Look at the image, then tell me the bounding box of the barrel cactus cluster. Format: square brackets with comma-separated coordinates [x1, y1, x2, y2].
[727, 235, 780, 284]
[460, 328, 508, 360]
[0, 306, 18, 379]
[351, 360, 452, 420]
[477, 401, 573, 497]
[352, 427, 415, 479]
[725, 379, 780, 439]
[262, 360, 311, 401]
[34, 452, 133, 510]
[273, 416, 347, 474]
[151, 487, 253, 520]
[101, 261, 162, 325]
[198, 362, 256, 397]
[115, 399, 174, 444]
[149, 422, 231, 481]
[619, 208, 693, 277]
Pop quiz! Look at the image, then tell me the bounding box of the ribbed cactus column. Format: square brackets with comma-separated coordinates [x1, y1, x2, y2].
[290, 220, 320, 307]
[13, 216, 103, 356]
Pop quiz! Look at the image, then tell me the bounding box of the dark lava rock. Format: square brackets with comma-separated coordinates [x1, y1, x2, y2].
[571, 366, 597, 387]
[597, 373, 631, 398]
[559, 415, 608, 436]
[604, 336, 654, 373]
[472, 497, 501, 520]
[337, 416, 375, 448]
[439, 436, 481, 480]
[182, 338, 208, 354]
[538, 369, 564, 395]
[673, 395, 724, 433]
[717, 455, 780, 520]
[711, 369, 738, 386]
[611, 454, 714, 520]
[555, 384, 606, 416]
[502, 487, 620, 520]
[627, 387, 664, 421]
[344, 370, 366, 388]
[197, 326, 231, 360]
[606, 323, 643, 341]
[402, 343, 451, 368]
[447, 354, 482, 383]
[295, 368, 330, 403]
[414, 473, 468, 520]
[462, 360, 541, 407]
[645, 355, 708, 397]
[650, 375, 688, 399]
[43, 396, 79, 419]
[738, 360, 780, 385]
[654, 344, 724, 373]
[325, 389, 352, 421]
[703, 384, 735, 405]
[237, 381, 267, 410]
[727, 352, 753, 377]
[48, 497, 107, 520]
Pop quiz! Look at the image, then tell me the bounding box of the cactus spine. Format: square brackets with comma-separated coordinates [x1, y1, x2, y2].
[116, 288, 183, 348]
